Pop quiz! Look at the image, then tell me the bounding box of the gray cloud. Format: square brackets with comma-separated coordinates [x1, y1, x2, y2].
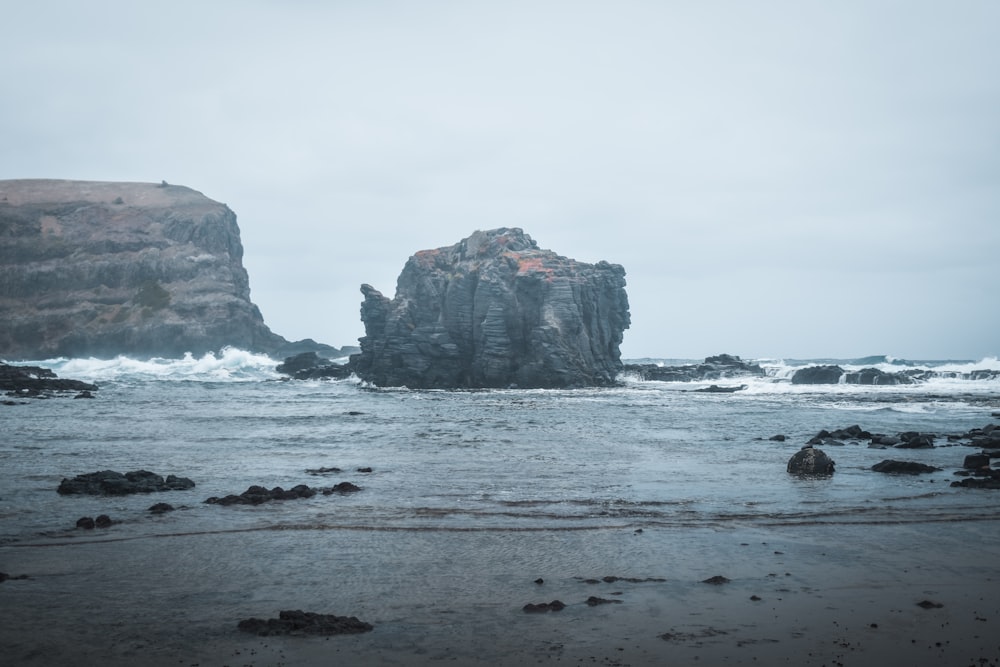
[3, 1, 998, 359]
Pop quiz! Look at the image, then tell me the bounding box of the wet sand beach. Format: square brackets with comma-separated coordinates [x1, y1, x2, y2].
[2, 520, 998, 666]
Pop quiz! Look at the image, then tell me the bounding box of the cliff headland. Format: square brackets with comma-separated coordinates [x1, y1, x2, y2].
[0, 179, 333, 360]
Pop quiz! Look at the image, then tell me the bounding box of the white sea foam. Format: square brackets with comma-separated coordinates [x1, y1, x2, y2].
[23, 347, 283, 383]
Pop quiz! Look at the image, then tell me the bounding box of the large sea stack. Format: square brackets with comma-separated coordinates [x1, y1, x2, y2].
[351, 228, 630, 389]
[0, 179, 287, 359]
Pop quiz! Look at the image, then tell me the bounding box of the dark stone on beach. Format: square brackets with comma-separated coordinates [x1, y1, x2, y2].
[786, 446, 835, 476]
[692, 384, 747, 393]
[917, 600, 944, 609]
[1, 362, 98, 397]
[586, 596, 622, 606]
[624, 354, 765, 383]
[94, 514, 112, 528]
[148, 502, 175, 513]
[964, 453, 991, 469]
[57, 470, 195, 495]
[791, 365, 844, 384]
[237, 609, 373, 636]
[352, 228, 630, 389]
[205, 484, 319, 506]
[523, 600, 566, 613]
[871, 460, 941, 475]
[702, 575, 730, 585]
[76, 516, 95, 529]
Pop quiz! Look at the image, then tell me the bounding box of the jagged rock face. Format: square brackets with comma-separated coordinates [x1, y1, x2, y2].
[0, 179, 284, 359]
[351, 228, 630, 389]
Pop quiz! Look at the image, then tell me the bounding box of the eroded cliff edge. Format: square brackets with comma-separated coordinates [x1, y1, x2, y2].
[0, 179, 286, 359]
[351, 228, 630, 389]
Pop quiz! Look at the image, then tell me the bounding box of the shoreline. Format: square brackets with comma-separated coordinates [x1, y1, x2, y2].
[2, 521, 998, 666]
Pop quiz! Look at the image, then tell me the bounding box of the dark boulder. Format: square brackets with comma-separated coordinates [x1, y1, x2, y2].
[871, 460, 941, 475]
[350, 228, 630, 389]
[843, 367, 915, 385]
[964, 453, 991, 469]
[276, 352, 353, 380]
[790, 365, 844, 384]
[237, 610, 373, 636]
[58, 470, 195, 495]
[787, 446, 835, 476]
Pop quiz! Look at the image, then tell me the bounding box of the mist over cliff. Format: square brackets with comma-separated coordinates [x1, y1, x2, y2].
[0, 179, 289, 360]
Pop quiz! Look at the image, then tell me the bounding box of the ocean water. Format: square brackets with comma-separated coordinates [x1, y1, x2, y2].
[1, 350, 999, 664]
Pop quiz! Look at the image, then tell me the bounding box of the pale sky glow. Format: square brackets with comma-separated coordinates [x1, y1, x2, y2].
[3, 1, 998, 360]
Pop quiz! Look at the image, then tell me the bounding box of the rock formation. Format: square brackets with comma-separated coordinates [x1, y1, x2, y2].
[0, 179, 290, 359]
[350, 228, 630, 389]
[786, 446, 835, 476]
[57, 469, 195, 495]
[1, 362, 97, 396]
[624, 354, 765, 382]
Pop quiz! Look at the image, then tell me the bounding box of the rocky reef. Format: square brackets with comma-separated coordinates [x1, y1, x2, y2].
[350, 228, 630, 389]
[623, 354, 765, 382]
[0, 179, 292, 359]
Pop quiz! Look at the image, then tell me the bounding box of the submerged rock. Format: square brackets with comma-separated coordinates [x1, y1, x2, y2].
[523, 600, 566, 613]
[237, 609, 373, 636]
[871, 460, 941, 475]
[350, 228, 630, 389]
[58, 470, 195, 495]
[786, 446, 836, 476]
[205, 482, 361, 505]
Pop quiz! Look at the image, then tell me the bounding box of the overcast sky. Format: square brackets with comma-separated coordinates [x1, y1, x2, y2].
[3, 1, 998, 360]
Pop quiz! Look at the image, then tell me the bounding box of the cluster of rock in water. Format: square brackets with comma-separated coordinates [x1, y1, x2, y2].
[784, 421, 1000, 488]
